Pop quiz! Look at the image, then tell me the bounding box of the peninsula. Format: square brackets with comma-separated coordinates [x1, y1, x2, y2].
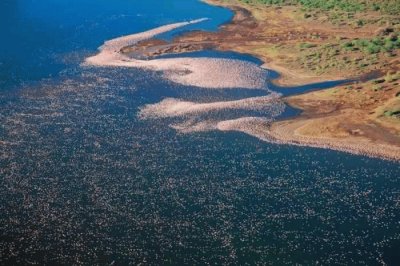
[122, 0, 400, 159]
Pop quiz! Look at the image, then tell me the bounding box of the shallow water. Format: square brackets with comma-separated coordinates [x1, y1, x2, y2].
[0, 0, 399, 265]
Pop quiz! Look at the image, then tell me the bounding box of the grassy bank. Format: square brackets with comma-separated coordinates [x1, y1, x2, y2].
[238, 0, 400, 15]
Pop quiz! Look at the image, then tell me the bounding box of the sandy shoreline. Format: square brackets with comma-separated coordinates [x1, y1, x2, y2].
[138, 94, 283, 119]
[84, 5, 400, 161]
[200, 0, 400, 161]
[269, 120, 400, 161]
[84, 19, 269, 90]
[216, 117, 400, 161]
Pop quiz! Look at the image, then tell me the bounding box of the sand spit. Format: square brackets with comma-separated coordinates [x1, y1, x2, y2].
[85, 18, 208, 66]
[217, 117, 273, 139]
[139, 95, 285, 134]
[84, 20, 268, 89]
[268, 121, 400, 161]
[171, 120, 220, 133]
[171, 117, 273, 134]
[216, 117, 400, 160]
[84, 17, 400, 160]
[138, 94, 283, 119]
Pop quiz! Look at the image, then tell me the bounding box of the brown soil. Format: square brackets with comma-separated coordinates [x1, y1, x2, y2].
[119, 0, 400, 159]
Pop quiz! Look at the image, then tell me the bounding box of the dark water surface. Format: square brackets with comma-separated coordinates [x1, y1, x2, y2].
[0, 0, 399, 265]
[0, 0, 231, 90]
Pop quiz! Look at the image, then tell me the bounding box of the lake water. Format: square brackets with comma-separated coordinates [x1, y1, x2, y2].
[0, 0, 399, 265]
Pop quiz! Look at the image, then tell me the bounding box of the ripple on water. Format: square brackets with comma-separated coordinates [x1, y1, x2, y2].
[0, 21, 399, 266]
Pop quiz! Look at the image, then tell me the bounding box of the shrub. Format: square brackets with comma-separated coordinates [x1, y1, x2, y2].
[299, 42, 317, 49]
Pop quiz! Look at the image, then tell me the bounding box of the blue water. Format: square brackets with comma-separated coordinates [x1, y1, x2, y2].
[0, 0, 399, 265]
[0, 0, 231, 90]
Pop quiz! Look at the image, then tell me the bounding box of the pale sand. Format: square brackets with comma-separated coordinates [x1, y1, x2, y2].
[171, 120, 220, 133]
[268, 120, 400, 160]
[138, 95, 285, 134]
[138, 94, 283, 119]
[84, 19, 400, 160]
[215, 117, 400, 160]
[217, 117, 273, 139]
[85, 18, 208, 66]
[84, 20, 268, 89]
[171, 117, 273, 134]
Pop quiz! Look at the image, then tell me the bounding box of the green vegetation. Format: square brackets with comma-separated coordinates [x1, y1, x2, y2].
[372, 84, 384, 92]
[287, 33, 400, 75]
[293, 43, 369, 75]
[239, 0, 400, 15]
[237, 0, 400, 28]
[384, 109, 400, 117]
[384, 71, 400, 82]
[299, 42, 317, 49]
[298, 0, 364, 12]
[342, 35, 400, 54]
